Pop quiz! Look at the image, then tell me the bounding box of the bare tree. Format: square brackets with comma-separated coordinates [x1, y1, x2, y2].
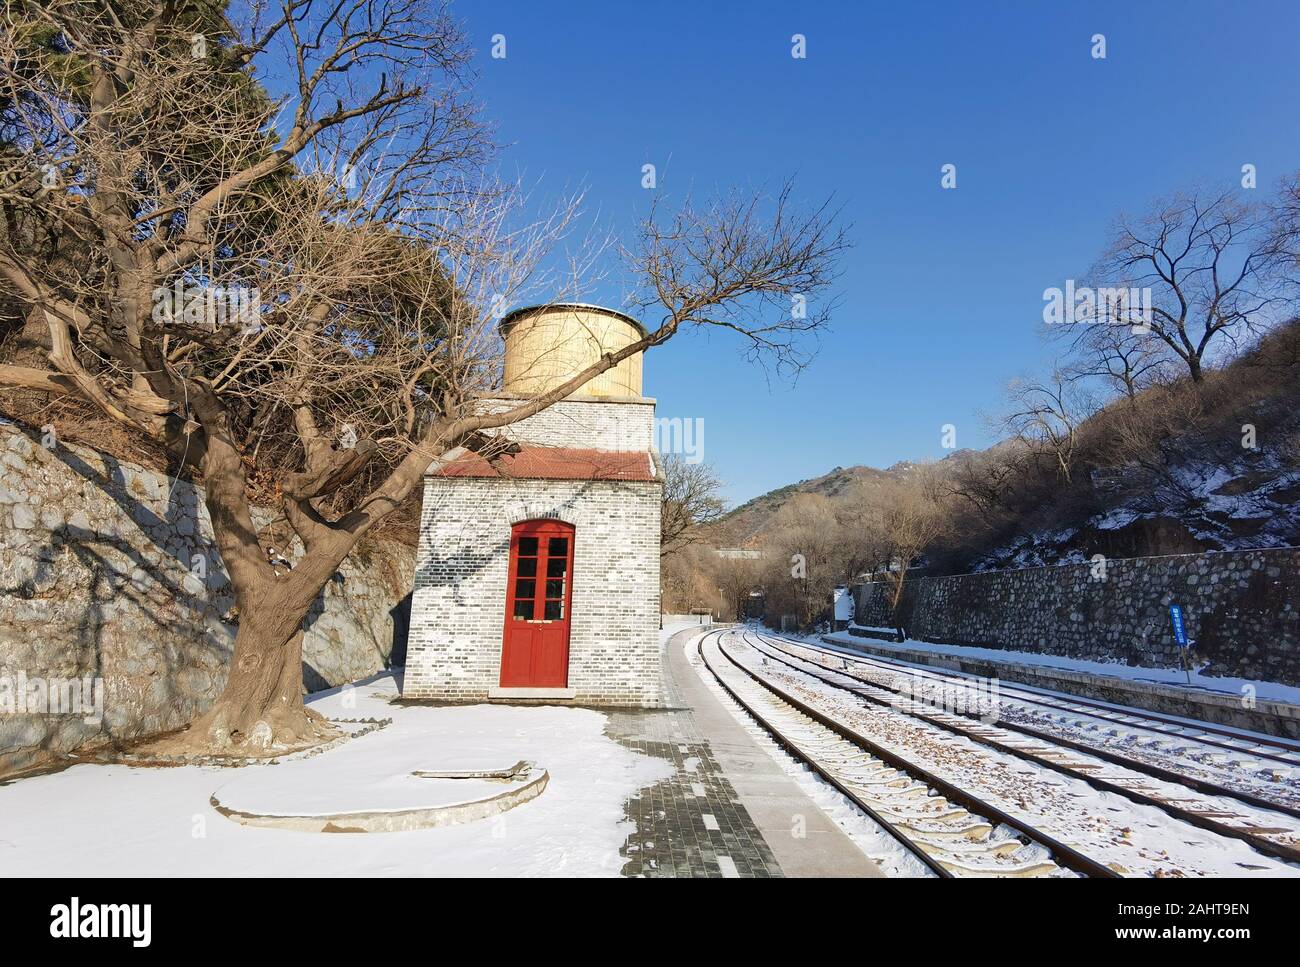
[660, 542, 712, 614]
[659, 455, 725, 557]
[715, 552, 761, 622]
[1108, 378, 1208, 500]
[833, 479, 891, 583]
[0, 1, 847, 753]
[1093, 187, 1292, 383]
[625, 183, 845, 376]
[761, 492, 841, 629]
[1272, 170, 1300, 277]
[1002, 369, 1092, 484]
[940, 442, 1030, 526]
[1063, 318, 1172, 400]
[876, 467, 944, 621]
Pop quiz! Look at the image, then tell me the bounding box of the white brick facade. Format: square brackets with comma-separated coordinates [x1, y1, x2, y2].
[403, 398, 663, 707]
[476, 397, 656, 452]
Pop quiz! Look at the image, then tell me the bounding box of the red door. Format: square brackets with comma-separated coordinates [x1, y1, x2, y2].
[500, 520, 575, 687]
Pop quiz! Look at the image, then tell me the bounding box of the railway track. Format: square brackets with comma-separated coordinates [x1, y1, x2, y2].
[739, 629, 1300, 866]
[774, 634, 1300, 795]
[763, 631, 1300, 810]
[813, 632, 1300, 771]
[692, 628, 1113, 878]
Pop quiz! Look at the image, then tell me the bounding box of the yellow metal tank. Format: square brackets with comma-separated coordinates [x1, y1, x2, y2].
[500, 303, 646, 399]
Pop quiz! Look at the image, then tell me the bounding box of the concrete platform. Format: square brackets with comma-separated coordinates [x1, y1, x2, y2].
[827, 629, 1300, 739]
[606, 627, 882, 878]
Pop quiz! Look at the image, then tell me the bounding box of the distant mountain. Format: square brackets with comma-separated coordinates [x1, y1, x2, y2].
[712, 466, 876, 545]
[712, 449, 992, 547]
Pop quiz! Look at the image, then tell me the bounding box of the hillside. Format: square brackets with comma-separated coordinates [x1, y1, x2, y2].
[966, 393, 1300, 571]
[711, 464, 905, 545]
[710, 448, 994, 547]
[706, 320, 1300, 573]
[956, 321, 1300, 572]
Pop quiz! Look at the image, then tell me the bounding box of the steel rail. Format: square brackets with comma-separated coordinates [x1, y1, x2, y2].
[741, 630, 1300, 866]
[760, 631, 1300, 820]
[703, 629, 1118, 878]
[817, 632, 1300, 763]
[692, 629, 952, 878]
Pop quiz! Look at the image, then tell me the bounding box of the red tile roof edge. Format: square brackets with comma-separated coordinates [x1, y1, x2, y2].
[431, 446, 657, 482]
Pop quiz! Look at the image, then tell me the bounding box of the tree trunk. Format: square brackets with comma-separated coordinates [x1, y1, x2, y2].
[890, 570, 906, 611]
[186, 595, 330, 752]
[889, 567, 909, 624]
[156, 415, 338, 754]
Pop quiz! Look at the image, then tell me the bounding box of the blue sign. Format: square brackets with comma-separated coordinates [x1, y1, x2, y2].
[1170, 604, 1188, 646]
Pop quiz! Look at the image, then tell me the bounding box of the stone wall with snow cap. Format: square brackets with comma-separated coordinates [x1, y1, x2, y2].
[0, 423, 414, 778]
[852, 547, 1300, 685]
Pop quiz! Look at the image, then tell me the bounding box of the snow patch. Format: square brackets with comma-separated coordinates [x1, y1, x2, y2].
[0, 672, 671, 876]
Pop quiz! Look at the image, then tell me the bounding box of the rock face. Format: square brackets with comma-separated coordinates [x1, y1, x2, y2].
[853, 548, 1300, 685]
[0, 423, 415, 778]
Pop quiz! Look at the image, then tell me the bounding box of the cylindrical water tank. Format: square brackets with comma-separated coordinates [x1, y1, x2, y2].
[500, 303, 646, 398]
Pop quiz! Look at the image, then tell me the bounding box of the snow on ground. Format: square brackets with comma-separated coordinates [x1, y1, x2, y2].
[0, 673, 671, 877]
[681, 630, 933, 878]
[748, 633, 1300, 836]
[827, 628, 1300, 707]
[766, 633, 1300, 808]
[722, 631, 1300, 876]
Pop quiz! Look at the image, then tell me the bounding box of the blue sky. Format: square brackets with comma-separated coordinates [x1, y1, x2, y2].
[461, 0, 1300, 506]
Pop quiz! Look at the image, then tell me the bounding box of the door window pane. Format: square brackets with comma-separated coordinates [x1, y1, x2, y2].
[508, 525, 571, 626]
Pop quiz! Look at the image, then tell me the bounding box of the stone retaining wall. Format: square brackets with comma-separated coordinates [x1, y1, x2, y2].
[853, 548, 1300, 685]
[0, 423, 415, 778]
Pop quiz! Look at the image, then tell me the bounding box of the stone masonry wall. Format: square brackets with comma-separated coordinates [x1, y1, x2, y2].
[0, 423, 414, 778]
[852, 548, 1300, 685]
[405, 475, 662, 706]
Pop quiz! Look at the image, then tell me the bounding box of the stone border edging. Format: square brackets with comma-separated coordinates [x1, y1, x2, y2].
[209, 765, 549, 833]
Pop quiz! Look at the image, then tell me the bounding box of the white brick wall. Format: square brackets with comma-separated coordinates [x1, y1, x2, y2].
[476, 397, 656, 452]
[404, 475, 663, 706]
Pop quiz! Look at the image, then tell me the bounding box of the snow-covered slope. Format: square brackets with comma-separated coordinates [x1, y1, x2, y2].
[971, 405, 1300, 571]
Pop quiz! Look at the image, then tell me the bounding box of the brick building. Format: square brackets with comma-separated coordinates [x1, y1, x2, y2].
[403, 304, 663, 706]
